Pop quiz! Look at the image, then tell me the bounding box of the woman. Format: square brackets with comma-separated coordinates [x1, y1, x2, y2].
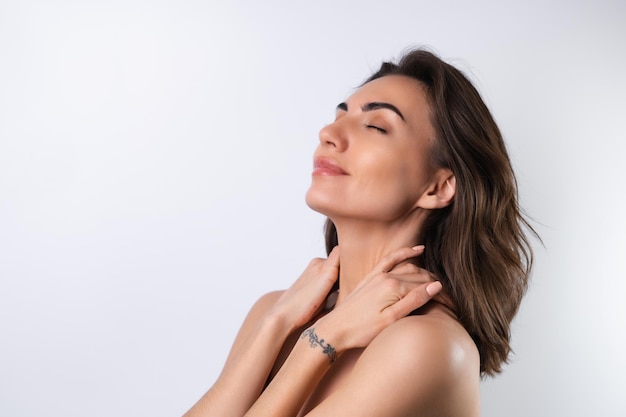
[184, 48, 535, 417]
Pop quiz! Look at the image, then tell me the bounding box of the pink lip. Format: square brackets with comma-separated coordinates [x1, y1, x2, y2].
[312, 157, 348, 176]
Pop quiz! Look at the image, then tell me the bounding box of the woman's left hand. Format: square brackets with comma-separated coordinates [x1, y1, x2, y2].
[313, 246, 442, 352]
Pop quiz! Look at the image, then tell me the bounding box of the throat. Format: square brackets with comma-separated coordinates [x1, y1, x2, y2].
[330, 214, 428, 302]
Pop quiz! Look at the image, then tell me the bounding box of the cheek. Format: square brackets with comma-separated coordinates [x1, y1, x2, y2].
[364, 148, 432, 211]
[355, 154, 419, 207]
[305, 144, 431, 220]
[360, 147, 424, 189]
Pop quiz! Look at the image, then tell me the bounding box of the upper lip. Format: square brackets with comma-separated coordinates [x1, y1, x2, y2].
[313, 157, 348, 175]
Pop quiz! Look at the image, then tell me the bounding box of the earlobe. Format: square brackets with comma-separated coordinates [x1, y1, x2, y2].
[415, 170, 456, 209]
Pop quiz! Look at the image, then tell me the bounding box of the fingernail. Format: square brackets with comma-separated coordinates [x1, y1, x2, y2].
[412, 245, 425, 251]
[426, 281, 442, 296]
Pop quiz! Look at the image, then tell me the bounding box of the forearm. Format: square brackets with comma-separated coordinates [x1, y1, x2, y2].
[244, 326, 339, 417]
[184, 314, 292, 417]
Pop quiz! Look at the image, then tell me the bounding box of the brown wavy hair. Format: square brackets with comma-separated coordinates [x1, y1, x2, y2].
[324, 48, 537, 376]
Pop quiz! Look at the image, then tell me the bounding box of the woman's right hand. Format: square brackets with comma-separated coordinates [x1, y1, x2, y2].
[266, 246, 340, 331]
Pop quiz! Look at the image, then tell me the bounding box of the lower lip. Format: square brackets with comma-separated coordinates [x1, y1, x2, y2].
[312, 168, 347, 176]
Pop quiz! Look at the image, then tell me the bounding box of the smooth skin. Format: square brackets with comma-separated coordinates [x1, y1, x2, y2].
[184, 75, 480, 417]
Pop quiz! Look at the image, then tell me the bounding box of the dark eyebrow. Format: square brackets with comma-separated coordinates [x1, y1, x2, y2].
[336, 101, 405, 122]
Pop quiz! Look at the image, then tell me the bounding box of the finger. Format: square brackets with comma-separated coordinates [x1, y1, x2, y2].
[385, 281, 442, 319]
[375, 245, 425, 273]
[394, 266, 439, 284]
[388, 261, 420, 275]
[326, 245, 340, 267]
[320, 246, 340, 285]
[393, 272, 435, 286]
[302, 252, 339, 319]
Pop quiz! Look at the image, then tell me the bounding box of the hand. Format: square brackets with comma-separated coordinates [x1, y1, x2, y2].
[267, 246, 340, 331]
[314, 246, 441, 351]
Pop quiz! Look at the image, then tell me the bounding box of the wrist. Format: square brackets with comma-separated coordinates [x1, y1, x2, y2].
[300, 327, 338, 364]
[309, 315, 348, 355]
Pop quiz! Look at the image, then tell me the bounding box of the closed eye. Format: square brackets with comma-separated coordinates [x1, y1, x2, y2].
[365, 124, 387, 134]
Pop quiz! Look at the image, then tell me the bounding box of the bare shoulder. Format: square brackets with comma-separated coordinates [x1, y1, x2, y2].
[372, 305, 479, 377]
[236, 290, 286, 333]
[249, 290, 285, 317]
[238, 290, 286, 331]
[360, 304, 480, 415]
[309, 304, 480, 417]
[225, 290, 285, 361]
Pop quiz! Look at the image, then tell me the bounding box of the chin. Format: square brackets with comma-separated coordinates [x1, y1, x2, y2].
[305, 187, 328, 215]
[305, 186, 343, 218]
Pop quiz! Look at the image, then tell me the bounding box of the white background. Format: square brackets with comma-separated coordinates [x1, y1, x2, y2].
[1, 1, 625, 416]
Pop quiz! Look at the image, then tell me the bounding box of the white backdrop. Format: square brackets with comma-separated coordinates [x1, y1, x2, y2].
[1, 1, 625, 416]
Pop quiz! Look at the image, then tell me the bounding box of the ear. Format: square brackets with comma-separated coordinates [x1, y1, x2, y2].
[414, 169, 456, 209]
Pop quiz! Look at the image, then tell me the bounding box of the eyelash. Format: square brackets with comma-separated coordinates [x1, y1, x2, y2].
[365, 124, 387, 134]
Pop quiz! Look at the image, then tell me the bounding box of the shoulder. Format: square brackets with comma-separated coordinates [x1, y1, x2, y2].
[239, 290, 286, 332]
[225, 290, 285, 361]
[349, 305, 480, 416]
[369, 307, 479, 377]
[250, 290, 285, 314]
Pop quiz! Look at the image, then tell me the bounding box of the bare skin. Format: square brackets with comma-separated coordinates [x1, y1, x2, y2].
[184, 75, 481, 416]
[269, 293, 480, 417]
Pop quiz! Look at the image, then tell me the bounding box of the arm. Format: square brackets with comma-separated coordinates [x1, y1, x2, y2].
[304, 314, 480, 417]
[183, 293, 288, 417]
[244, 247, 444, 417]
[184, 248, 341, 417]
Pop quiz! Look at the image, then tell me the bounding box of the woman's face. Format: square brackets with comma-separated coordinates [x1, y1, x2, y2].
[305, 75, 439, 222]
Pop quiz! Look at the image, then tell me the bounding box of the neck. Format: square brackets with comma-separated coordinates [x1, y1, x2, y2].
[332, 211, 429, 304]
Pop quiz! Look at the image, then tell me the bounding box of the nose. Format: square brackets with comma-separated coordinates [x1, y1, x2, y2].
[318, 120, 348, 152]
